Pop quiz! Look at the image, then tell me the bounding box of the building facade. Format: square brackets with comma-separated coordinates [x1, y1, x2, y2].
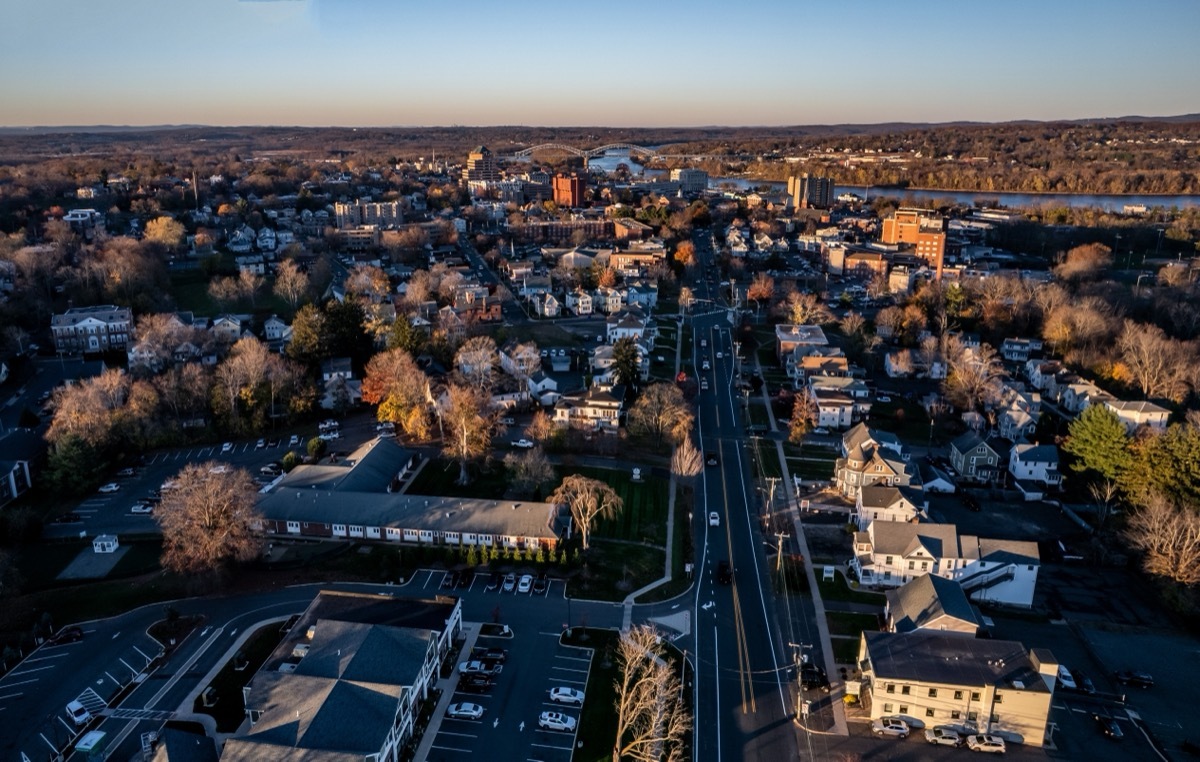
[882, 208, 947, 279]
[788, 173, 835, 209]
[51, 305, 133, 354]
[552, 173, 587, 208]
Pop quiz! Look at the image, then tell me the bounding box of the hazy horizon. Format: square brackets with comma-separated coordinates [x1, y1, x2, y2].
[4, 0, 1198, 129]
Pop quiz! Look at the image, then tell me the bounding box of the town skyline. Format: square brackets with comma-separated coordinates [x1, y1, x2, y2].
[5, 0, 1199, 128]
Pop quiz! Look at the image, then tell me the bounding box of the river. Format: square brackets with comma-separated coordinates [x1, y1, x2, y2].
[585, 149, 1200, 211]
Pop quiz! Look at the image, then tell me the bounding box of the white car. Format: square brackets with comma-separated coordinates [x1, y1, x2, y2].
[877, 395, 892, 403]
[812, 427, 830, 435]
[512, 439, 535, 449]
[966, 734, 1007, 753]
[459, 660, 502, 676]
[98, 483, 120, 493]
[318, 431, 341, 441]
[708, 512, 720, 527]
[716, 351, 723, 359]
[924, 726, 962, 746]
[517, 574, 533, 593]
[446, 702, 485, 720]
[66, 700, 92, 726]
[289, 435, 300, 447]
[700, 379, 709, 390]
[255, 438, 266, 449]
[221, 442, 234, 453]
[701, 360, 711, 370]
[549, 687, 585, 705]
[1057, 665, 1077, 691]
[538, 711, 577, 732]
[871, 717, 909, 738]
[209, 465, 230, 474]
[130, 502, 154, 514]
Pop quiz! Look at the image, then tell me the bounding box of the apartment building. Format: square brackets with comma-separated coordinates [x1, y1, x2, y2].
[670, 168, 709, 195]
[859, 631, 1057, 747]
[787, 173, 835, 209]
[462, 145, 500, 183]
[553, 173, 587, 208]
[51, 305, 133, 354]
[335, 200, 403, 229]
[882, 208, 947, 279]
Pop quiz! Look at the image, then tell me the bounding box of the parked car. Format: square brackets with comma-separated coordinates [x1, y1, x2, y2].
[260, 465, 282, 476]
[533, 574, 548, 595]
[472, 647, 507, 663]
[458, 660, 502, 676]
[800, 667, 830, 692]
[221, 442, 234, 453]
[538, 711, 577, 732]
[458, 675, 493, 693]
[289, 435, 300, 447]
[318, 431, 341, 441]
[485, 572, 501, 592]
[1074, 670, 1097, 694]
[255, 438, 266, 450]
[66, 700, 92, 726]
[812, 427, 830, 435]
[512, 439, 535, 449]
[871, 717, 909, 738]
[52, 512, 82, 524]
[925, 726, 963, 746]
[1057, 665, 1077, 691]
[966, 734, 1007, 753]
[549, 687, 585, 705]
[1113, 670, 1154, 688]
[705, 452, 718, 466]
[97, 483, 120, 493]
[115, 467, 136, 478]
[502, 573, 516, 592]
[49, 626, 84, 645]
[1094, 713, 1123, 740]
[130, 502, 154, 514]
[517, 574, 533, 594]
[446, 702, 485, 720]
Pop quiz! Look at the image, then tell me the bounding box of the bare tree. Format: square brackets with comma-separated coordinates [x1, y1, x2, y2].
[1117, 319, 1191, 402]
[1088, 479, 1120, 531]
[440, 383, 500, 485]
[613, 624, 692, 762]
[208, 276, 242, 309]
[549, 474, 624, 551]
[789, 389, 819, 443]
[1053, 242, 1112, 283]
[504, 448, 555, 495]
[943, 340, 1005, 413]
[1124, 493, 1200, 587]
[777, 290, 832, 326]
[628, 383, 694, 446]
[888, 349, 915, 376]
[273, 258, 311, 309]
[455, 336, 499, 390]
[144, 216, 185, 250]
[679, 286, 694, 313]
[747, 272, 775, 315]
[526, 409, 556, 443]
[155, 462, 262, 578]
[671, 436, 703, 482]
[237, 268, 265, 308]
[345, 263, 391, 303]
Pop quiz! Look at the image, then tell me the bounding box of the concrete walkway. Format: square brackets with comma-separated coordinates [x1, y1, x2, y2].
[753, 355, 848, 737]
[410, 622, 482, 762]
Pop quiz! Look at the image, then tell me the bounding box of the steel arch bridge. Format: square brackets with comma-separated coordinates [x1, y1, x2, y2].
[508, 142, 660, 160]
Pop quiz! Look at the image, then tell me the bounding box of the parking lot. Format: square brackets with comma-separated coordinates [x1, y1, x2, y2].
[425, 625, 591, 762]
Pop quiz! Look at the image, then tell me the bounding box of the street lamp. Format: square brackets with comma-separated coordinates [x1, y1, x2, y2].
[1136, 272, 1153, 296]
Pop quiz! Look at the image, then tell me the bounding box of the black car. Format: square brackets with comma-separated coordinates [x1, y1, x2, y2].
[533, 575, 548, 595]
[49, 626, 84, 645]
[485, 572, 501, 592]
[458, 675, 493, 693]
[705, 452, 719, 466]
[1094, 714, 1123, 740]
[52, 512, 82, 524]
[717, 560, 732, 585]
[1074, 670, 1098, 695]
[1113, 670, 1154, 688]
[800, 667, 830, 692]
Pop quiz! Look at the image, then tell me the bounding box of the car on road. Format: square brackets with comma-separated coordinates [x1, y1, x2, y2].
[700, 378, 709, 390]
[1113, 670, 1154, 688]
[50, 626, 84, 645]
[871, 717, 909, 738]
[706, 452, 718, 466]
[512, 439, 535, 449]
[966, 734, 1007, 753]
[701, 360, 711, 370]
[52, 512, 82, 524]
[446, 702, 485, 720]
[486, 572, 501, 592]
[116, 467, 136, 478]
[538, 711, 577, 732]
[533, 575, 548, 595]
[221, 442, 234, 453]
[716, 560, 732, 585]
[289, 435, 300, 447]
[1094, 713, 1123, 739]
[1057, 665, 1077, 691]
[716, 351, 723, 359]
[255, 438, 266, 449]
[67, 700, 92, 726]
[130, 502, 154, 514]
[925, 726, 963, 746]
[517, 574, 533, 593]
[459, 660, 502, 676]
[502, 573, 516, 592]
[700, 339, 708, 348]
[98, 483, 120, 493]
[708, 512, 720, 527]
[877, 395, 892, 403]
[549, 687, 585, 705]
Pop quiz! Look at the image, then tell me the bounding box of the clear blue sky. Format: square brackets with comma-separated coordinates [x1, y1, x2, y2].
[4, 0, 1198, 127]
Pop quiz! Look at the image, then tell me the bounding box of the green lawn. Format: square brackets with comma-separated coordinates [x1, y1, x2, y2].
[569, 541, 664, 602]
[825, 611, 880, 637]
[406, 458, 510, 499]
[110, 540, 164, 577]
[830, 636, 861, 666]
[787, 457, 835, 481]
[12, 542, 89, 590]
[636, 486, 693, 604]
[815, 571, 887, 606]
[748, 439, 782, 480]
[194, 622, 287, 732]
[499, 322, 583, 348]
[169, 271, 292, 319]
[747, 403, 770, 427]
[566, 467, 670, 546]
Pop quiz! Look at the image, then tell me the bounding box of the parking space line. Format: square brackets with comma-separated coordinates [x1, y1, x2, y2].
[25, 652, 70, 662]
[0, 692, 24, 700]
[429, 745, 472, 753]
[7, 665, 55, 676]
[57, 716, 73, 734]
[556, 655, 589, 662]
[0, 678, 40, 688]
[550, 666, 589, 673]
[437, 730, 479, 737]
[105, 671, 121, 685]
[119, 657, 138, 675]
[530, 742, 574, 750]
[133, 645, 153, 662]
[40, 732, 59, 752]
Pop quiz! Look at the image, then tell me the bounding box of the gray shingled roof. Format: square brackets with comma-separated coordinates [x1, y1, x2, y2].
[885, 574, 979, 634]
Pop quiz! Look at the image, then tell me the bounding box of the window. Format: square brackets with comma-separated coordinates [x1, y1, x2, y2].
[926, 708, 935, 717]
[928, 688, 938, 698]
[908, 561, 915, 570]
[901, 685, 910, 695]
[951, 710, 961, 720]
[921, 562, 928, 571]
[971, 692, 981, 701]
[953, 691, 963, 700]
[883, 703, 893, 713]
[994, 694, 1003, 703]
[886, 684, 895, 694]
[899, 705, 908, 715]
[990, 713, 1000, 723]
[968, 711, 978, 722]
[885, 556, 893, 565]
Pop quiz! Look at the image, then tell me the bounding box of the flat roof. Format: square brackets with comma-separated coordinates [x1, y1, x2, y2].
[864, 631, 1048, 692]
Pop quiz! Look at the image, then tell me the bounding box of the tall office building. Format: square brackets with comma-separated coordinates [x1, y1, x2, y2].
[670, 168, 709, 195]
[553, 173, 587, 208]
[881, 208, 947, 279]
[788, 173, 836, 209]
[462, 146, 500, 183]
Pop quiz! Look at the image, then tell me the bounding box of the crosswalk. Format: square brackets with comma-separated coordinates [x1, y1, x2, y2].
[108, 707, 174, 722]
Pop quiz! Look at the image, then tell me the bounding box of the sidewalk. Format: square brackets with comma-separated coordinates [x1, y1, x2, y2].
[410, 622, 482, 761]
[752, 354, 848, 738]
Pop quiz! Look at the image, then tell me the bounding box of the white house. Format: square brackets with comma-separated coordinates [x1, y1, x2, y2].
[553, 387, 623, 433]
[1008, 444, 1061, 501]
[854, 485, 927, 530]
[606, 311, 650, 344]
[1060, 381, 1112, 414]
[1104, 399, 1170, 433]
[235, 254, 266, 276]
[811, 389, 855, 430]
[264, 315, 289, 342]
[851, 521, 1040, 608]
[594, 287, 625, 315]
[256, 227, 277, 252]
[565, 289, 593, 316]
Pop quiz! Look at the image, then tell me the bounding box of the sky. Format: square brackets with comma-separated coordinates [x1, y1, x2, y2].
[3, 0, 1199, 128]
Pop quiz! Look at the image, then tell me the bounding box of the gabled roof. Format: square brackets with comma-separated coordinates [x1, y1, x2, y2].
[859, 485, 906, 509]
[950, 430, 996, 456]
[1011, 443, 1058, 464]
[885, 573, 980, 634]
[869, 521, 959, 559]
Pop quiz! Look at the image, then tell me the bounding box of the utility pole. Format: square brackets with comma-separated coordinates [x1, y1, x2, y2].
[788, 641, 817, 760]
[773, 530, 791, 572]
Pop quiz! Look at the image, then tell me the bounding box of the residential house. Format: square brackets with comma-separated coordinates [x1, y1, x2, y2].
[1060, 380, 1112, 414]
[858, 631, 1057, 746]
[789, 349, 849, 384]
[592, 341, 650, 382]
[996, 385, 1041, 441]
[624, 281, 659, 310]
[949, 432, 1003, 485]
[554, 386, 624, 433]
[263, 315, 289, 342]
[255, 227, 277, 253]
[851, 520, 1040, 607]
[1104, 399, 1170, 433]
[227, 225, 255, 254]
[565, 289, 593, 316]
[854, 485, 927, 530]
[607, 310, 651, 344]
[1024, 360, 1064, 393]
[834, 426, 917, 499]
[235, 254, 265, 276]
[811, 389, 855, 430]
[593, 287, 626, 315]
[210, 315, 245, 344]
[919, 462, 957, 494]
[0, 429, 40, 508]
[775, 324, 828, 363]
[532, 293, 561, 318]
[527, 372, 560, 406]
[999, 338, 1043, 364]
[51, 305, 133, 354]
[517, 275, 552, 299]
[809, 376, 872, 421]
[1008, 444, 1061, 501]
[884, 573, 980, 635]
[223, 590, 462, 762]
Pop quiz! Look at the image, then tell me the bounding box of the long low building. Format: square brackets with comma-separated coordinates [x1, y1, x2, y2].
[255, 437, 569, 551]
